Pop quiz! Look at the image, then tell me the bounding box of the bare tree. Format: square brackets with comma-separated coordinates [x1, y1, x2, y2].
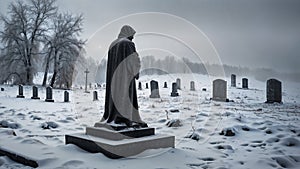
[0, 0, 57, 84]
[42, 13, 85, 88]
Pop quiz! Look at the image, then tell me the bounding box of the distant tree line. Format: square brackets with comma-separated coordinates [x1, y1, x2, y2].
[95, 55, 300, 83]
[0, 0, 85, 89]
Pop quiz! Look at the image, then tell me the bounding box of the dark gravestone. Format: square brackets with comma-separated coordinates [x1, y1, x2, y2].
[138, 82, 142, 90]
[145, 83, 149, 89]
[1, 88, 4, 91]
[190, 81, 195, 91]
[212, 79, 227, 102]
[266, 79, 282, 103]
[176, 78, 181, 90]
[231, 74, 236, 87]
[17, 85, 25, 98]
[171, 82, 179, 97]
[149, 80, 160, 98]
[242, 78, 248, 89]
[163, 82, 168, 88]
[45, 87, 54, 102]
[64, 91, 70, 102]
[202, 88, 207, 91]
[93, 91, 98, 101]
[31, 86, 40, 99]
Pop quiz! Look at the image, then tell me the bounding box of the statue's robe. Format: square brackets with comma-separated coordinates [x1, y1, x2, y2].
[102, 37, 145, 127]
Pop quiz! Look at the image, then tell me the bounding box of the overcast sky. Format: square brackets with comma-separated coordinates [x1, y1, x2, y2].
[1, 0, 300, 73]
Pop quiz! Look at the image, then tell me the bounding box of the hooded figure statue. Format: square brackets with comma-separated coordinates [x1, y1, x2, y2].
[101, 25, 147, 128]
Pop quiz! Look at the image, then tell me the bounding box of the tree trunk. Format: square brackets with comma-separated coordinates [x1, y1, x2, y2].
[42, 53, 51, 86]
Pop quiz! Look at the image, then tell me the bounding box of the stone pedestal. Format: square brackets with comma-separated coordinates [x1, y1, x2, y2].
[65, 123, 175, 159]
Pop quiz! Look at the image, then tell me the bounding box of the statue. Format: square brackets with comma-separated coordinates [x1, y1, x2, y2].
[101, 25, 147, 128]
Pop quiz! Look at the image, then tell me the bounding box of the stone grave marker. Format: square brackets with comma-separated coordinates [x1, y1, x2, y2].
[190, 81, 195, 91]
[138, 82, 142, 90]
[176, 78, 181, 90]
[231, 74, 236, 87]
[242, 78, 248, 89]
[17, 85, 25, 98]
[163, 82, 167, 88]
[149, 80, 160, 98]
[212, 79, 227, 102]
[31, 86, 40, 99]
[64, 91, 70, 102]
[45, 87, 54, 102]
[266, 79, 282, 103]
[171, 82, 179, 97]
[93, 91, 98, 101]
[146, 83, 149, 89]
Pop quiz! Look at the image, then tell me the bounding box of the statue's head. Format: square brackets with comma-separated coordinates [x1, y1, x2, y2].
[118, 25, 136, 40]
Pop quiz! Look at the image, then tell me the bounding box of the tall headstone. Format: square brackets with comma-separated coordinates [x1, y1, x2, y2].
[146, 83, 149, 89]
[31, 86, 40, 99]
[93, 91, 98, 101]
[163, 82, 168, 88]
[17, 85, 25, 98]
[176, 78, 181, 90]
[1, 88, 4, 91]
[242, 78, 248, 89]
[45, 87, 54, 102]
[212, 79, 227, 102]
[266, 79, 282, 103]
[138, 82, 142, 90]
[149, 80, 160, 98]
[190, 81, 195, 91]
[231, 74, 236, 87]
[84, 69, 90, 93]
[64, 91, 70, 102]
[171, 82, 179, 97]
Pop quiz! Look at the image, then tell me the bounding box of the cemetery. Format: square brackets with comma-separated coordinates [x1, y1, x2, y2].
[0, 73, 299, 168]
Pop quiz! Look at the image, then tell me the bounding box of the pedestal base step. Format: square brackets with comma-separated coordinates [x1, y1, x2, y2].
[65, 133, 175, 159]
[86, 127, 155, 140]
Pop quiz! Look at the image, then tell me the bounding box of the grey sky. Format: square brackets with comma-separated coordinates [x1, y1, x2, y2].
[1, 0, 300, 73]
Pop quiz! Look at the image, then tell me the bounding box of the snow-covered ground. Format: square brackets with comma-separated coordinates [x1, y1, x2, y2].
[0, 74, 299, 169]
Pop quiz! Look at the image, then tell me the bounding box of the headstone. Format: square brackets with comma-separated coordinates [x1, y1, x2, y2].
[231, 74, 236, 87]
[212, 79, 227, 102]
[138, 82, 142, 90]
[1, 88, 4, 91]
[163, 82, 168, 88]
[16, 85, 25, 98]
[266, 79, 282, 103]
[171, 82, 179, 97]
[64, 91, 69, 102]
[202, 88, 207, 91]
[84, 69, 90, 93]
[190, 81, 195, 91]
[45, 87, 54, 102]
[31, 86, 40, 99]
[145, 83, 149, 89]
[176, 78, 181, 90]
[242, 78, 248, 89]
[149, 80, 160, 98]
[93, 91, 98, 101]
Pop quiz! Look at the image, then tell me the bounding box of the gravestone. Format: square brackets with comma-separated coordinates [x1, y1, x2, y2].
[149, 80, 160, 98]
[31, 86, 40, 99]
[138, 82, 142, 90]
[231, 74, 236, 87]
[64, 91, 69, 102]
[93, 91, 98, 101]
[190, 81, 195, 91]
[1, 88, 4, 91]
[145, 83, 149, 89]
[176, 78, 181, 90]
[163, 82, 168, 88]
[171, 82, 179, 97]
[16, 85, 25, 98]
[202, 88, 207, 91]
[212, 79, 227, 102]
[266, 79, 282, 103]
[242, 78, 248, 89]
[45, 87, 54, 102]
